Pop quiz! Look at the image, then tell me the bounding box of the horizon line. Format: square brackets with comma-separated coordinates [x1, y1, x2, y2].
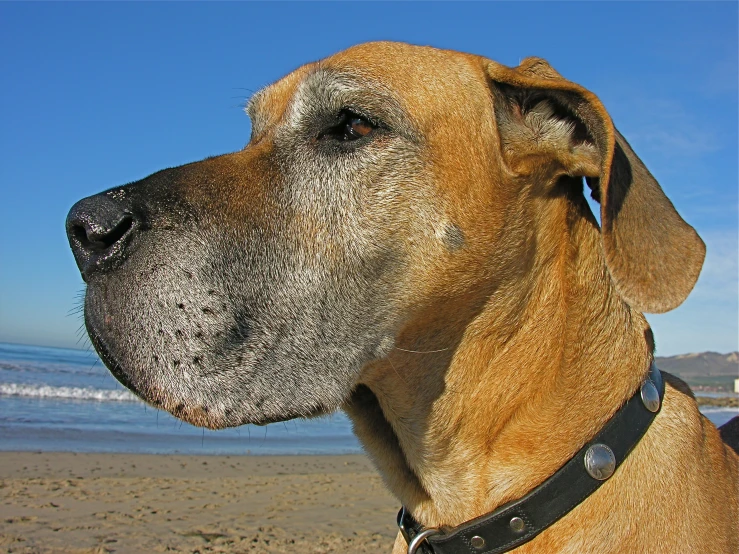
[0, 339, 736, 359]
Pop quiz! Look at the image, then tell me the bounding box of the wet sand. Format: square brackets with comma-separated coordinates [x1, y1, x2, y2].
[0, 452, 398, 553]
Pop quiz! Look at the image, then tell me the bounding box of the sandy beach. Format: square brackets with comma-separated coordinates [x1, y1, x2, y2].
[0, 452, 398, 553]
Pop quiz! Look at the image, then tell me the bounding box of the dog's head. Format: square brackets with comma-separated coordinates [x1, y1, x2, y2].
[66, 42, 704, 429]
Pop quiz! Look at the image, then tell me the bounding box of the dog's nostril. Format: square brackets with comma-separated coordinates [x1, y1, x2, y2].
[72, 215, 134, 252]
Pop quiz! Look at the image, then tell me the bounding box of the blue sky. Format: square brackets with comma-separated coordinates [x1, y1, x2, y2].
[0, 2, 736, 357]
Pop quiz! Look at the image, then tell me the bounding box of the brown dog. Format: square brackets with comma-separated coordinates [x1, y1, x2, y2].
[66, 42, 738, 553]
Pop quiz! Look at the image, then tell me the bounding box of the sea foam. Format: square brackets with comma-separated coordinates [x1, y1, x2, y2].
[0, 383, 139, 402]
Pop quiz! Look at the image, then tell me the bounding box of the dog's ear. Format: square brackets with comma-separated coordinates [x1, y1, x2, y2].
[484, 57, 705, 313]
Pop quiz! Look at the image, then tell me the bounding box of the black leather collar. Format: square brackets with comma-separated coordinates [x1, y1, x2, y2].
[397, 364, 665, 554]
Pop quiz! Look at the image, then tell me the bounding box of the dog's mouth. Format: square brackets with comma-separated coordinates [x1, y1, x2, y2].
[86, 320, 144, 399]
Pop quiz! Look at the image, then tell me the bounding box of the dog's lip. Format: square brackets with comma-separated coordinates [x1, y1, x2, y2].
[85, 317, 147, 400]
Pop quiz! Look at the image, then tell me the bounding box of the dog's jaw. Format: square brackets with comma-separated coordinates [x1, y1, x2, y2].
[81, 217, 402, 429]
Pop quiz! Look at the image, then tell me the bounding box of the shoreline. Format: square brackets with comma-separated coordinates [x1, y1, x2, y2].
[2, 397, 737, 554]
[695, 396, 739, 408]
[0, 452, 398, 553]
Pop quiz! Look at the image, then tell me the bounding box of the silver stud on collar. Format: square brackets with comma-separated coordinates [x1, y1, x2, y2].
[470, 535, 486, 549]
[509, 516, 525, 533]
[640, 380, 660, 413]
[584, 443, 616, 480]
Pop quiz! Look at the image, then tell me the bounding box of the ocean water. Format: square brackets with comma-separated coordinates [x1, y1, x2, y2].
[0, 342, 737, 455]
[0, 342, 360, 455]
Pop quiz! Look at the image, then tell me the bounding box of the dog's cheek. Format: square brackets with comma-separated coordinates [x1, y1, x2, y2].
[83, 215, 403, 427]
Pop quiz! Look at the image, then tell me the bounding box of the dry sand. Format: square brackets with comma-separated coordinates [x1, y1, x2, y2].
[0, 452, 399, 553]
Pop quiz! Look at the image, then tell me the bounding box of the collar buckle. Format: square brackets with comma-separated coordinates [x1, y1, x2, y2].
[407, 528, 442, 554]
[398, 507, 442, 554]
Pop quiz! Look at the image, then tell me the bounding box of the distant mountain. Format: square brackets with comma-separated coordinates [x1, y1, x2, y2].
[655, 352, 738, 391]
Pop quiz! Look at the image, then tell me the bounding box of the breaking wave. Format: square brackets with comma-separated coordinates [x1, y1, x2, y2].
[0, 383, 139, 402]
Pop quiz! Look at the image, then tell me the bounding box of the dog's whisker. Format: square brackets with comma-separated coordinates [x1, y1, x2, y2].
[387, 356, 409, 386]
[394, 347, 451, 354]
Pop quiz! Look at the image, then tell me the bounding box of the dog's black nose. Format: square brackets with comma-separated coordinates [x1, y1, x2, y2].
[66, 193, 141, 281]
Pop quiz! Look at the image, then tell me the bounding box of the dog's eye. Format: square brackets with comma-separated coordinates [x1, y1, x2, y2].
[345, 116, 374, 140]
[319, 110, 377, 143]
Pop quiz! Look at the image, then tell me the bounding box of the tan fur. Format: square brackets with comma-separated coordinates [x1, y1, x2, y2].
[310, 43, 734, 552]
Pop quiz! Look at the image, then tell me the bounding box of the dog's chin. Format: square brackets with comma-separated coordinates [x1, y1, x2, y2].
[85, 317, 346, 430]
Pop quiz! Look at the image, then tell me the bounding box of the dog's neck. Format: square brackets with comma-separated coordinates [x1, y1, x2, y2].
[347, 190, 653, 529]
